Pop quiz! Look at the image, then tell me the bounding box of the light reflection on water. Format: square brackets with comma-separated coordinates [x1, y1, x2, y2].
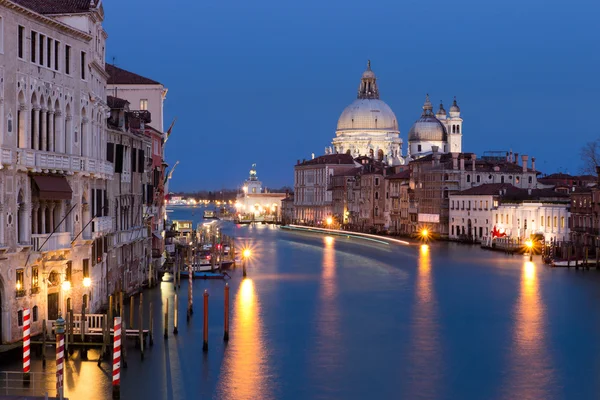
[502, 261, 557, 399]
[216, 279, 269, 400]
[404, 244, 442, 398]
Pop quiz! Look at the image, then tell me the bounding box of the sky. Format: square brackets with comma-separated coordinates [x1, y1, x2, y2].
[102, 0, 600, 192]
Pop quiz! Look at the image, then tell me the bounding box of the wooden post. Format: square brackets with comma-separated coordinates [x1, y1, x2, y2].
[596, 247, 599, 268]
[107, 295, 113, 359]
[188, 259, 193, 322]
[99, 316, 107, 366]
[119, 291, 124, 322]
[112, 317, 121, 400]
[174, 294, 179, 335]
[585, 246, 589, 269]
[203, 290, 209, 352]
[149, 302, 154, 346]
[568, 245, 571, 267]
[129, 295, 134, 329]
[139, 293, 144, 361]
[164, 298, 169, 339]
[42, 319, 46, 368]
[224, 283, 229, 341]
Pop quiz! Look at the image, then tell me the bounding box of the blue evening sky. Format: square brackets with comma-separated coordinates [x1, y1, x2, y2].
[103, 0, 600, 192]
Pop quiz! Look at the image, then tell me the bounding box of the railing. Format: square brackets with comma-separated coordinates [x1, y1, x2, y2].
[93, 216, 114, 235]
[0, 148, 12, 166]
[0, 371, 57, 398]
[15, 148, 113, 177]
[31, 232, 71, 252]
[116, 226, 147, 245]
[73, 313, 106, 332]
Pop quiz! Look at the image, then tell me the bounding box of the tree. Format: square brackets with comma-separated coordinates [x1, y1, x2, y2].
[580, 139, 600, 175]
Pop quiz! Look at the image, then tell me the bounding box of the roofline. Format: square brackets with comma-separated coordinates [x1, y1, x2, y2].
[3, 0, 93, 41]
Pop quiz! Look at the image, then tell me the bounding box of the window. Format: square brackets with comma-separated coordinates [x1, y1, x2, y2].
[485, 200, 489, 209]
[495, 214, 498, 224]
[39, 34, 44, 65]
[561, 216, 565, 228]
[468, 200, 471, 209]
[541, 217, 544, 226]
[47, 37, 52, 67]
[516, 176, 520, 184]
[18, 25, 24, 58]
[65, 45, 71, 74]
[54, 41, 59, 70]
[17, 310, 23, 327]
[547, 216, 550, 227]
[83, 258, 89, 277]
[528, 176, 532, 184]
[31, 31, 37, 63]
[66, 261, 72, 282]
[140, 99, 148, 110]
[417, 145, 422, 152]
[501, 214, 504, 224]
[480, 200, 483, 209]
[467, 175, 471, 183]
[554, 216, 558, 228]
[375, 191, 379, 200]
[375, 207, 379, 217]
[501, 175, 505, 183]
[32, 306, 38, 322]
[16, 269, 25, 297]
[477, 175, 481, 183]
[375, 178, 379, 186]
[31, 266, 39, 290]
[81, 51, 86, 79]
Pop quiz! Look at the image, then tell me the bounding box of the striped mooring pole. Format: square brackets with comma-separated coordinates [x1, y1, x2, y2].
[112, 317, 122, 399]
[55, 314, 65, 399]
[23, 308, 31, 385]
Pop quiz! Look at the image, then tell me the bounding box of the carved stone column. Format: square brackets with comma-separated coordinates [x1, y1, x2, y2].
[32, 203, 39, 235]
[40, 205, 47, 234]
[54, 111, 62, 153]
[48, 202, 56, 233]
[48, 111, 55, 152]
[64, 114, 72, 154]
[32, 107, 40, 150]
[40, 109, 47, 151]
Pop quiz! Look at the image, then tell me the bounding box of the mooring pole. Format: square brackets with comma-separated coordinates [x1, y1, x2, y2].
[224, 283, 230, 341]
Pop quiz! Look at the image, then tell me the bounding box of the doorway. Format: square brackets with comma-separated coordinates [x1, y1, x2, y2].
[47, 292, 59, 320]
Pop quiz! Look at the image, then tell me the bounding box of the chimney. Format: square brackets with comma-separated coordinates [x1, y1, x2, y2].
[514, 153, 519, 165]
[452, 152, 458, 170]
[531, 157, 536, 172]
[522, 155, 528, 172]
[471, 154, 476, 171]
[460, 156, 465, 171]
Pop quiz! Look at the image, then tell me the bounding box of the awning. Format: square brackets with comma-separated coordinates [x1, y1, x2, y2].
[32, 176, 72, 200]
[152, 232, 162, 240]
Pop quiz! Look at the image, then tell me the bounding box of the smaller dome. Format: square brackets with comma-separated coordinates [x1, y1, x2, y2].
[436, 101, 446, 116]
[450, 97, 460, 113]
[408, 95, 447, 142]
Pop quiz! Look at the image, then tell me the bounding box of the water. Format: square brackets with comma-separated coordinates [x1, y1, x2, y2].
[5, 206, 600, 399]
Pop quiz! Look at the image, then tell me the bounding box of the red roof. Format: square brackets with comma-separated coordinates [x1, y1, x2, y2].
[12, 0, 92, 14]
[106, 64, 161, 85]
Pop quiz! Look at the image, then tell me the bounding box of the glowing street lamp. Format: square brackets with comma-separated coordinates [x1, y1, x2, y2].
[326, 217, 333, 226]
[420, 228, 430, 242]
[242, 249, 251, 259]
[83, 277, 92, 288]
[61, 280, 71, 291]
[526, 239, 533, 261]
[242, 248, 251, 278]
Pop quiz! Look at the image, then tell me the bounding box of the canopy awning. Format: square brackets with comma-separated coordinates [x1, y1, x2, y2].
[32, 176, 72, 200]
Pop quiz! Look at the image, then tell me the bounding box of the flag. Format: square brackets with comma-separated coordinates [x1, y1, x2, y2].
[165, 117, 177, 139]
[492, 225, 506, 239]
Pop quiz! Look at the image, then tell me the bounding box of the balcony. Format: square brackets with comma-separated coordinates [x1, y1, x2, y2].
[92, 216, 114, 237]
[31, 232, 72, 252]
[0, 148, 13, 166]
[116, 226, 147, 246]
[15, 148, 113, 178]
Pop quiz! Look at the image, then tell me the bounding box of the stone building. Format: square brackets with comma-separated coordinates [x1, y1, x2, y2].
[293, 154, 357, 224]
[569, 187, 594, 246]
[105, 96, 151, 299]
[236, 165, 286, 220]
[385, 170, 412, 235]
[0, 0, 112, 342]
[410, 149, 540, 237]
[449, 184, 570, 243]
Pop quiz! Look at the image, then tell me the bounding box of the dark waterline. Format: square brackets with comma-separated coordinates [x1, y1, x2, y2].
[5, 208, 600, 399]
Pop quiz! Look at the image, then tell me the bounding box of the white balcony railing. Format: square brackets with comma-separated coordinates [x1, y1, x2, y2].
[0, 148, 13, 166]
[31, 232, 72, 252]
[93, 216, 114, 237]
[115, 226, 147, 246]
[15, 149, 113, 178]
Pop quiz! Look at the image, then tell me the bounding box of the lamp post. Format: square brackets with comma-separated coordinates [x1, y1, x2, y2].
[421, 228, 430, 243]
[242, 248, 251, 278]
[526, 239, 533, 261]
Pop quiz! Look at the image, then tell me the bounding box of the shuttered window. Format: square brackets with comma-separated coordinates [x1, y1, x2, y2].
[106, 142, 114, 162]
[115, 144, 124, 173]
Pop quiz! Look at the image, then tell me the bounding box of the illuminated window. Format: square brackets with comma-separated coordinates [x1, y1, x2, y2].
[540, 217, 544, 226]
[547, 216, 550, 227]
[140, 99, 148, 110]
[561, 216, 565, 228]
[31, 266, 39, 289]
[554, 216, 558, 228]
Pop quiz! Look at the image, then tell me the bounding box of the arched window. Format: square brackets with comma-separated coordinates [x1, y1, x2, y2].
[375, 191, 379, 200]
[457, 125, 460, 134]
[466, 175, 471, 183]
[501, 176, 505, 183]
[452, 125, 456, 133]
[476, 175, 481, 183]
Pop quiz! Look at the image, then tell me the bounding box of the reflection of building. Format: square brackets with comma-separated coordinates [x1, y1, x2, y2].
[236, 165, 286, 219]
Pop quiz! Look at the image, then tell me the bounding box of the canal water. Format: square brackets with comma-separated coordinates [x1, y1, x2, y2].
[4, 206, 600, 399]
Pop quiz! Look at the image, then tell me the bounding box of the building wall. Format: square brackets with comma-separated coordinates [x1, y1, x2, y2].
[0, 3, 111, 343]
[448, 194, 495, 241]
[493, 203, 569, 242]
[106, 84, 166, 132]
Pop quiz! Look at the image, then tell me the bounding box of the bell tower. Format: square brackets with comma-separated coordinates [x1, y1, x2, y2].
[447, 97, 463, 153]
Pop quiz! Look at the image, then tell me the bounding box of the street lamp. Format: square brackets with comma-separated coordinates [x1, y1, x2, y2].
[242, 248, 251, 278]
[526, 239, 533, 261]
[83, 277, 91, 288]
[420, 228, 430, 243]
[326, 217, 333, 227]
[61, 280, 71, 291]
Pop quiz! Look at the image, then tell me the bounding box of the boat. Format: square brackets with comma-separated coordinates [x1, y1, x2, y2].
[203, 210, 218, 220]
[161, 272, 174, 282]
[552, 259, 597, 267]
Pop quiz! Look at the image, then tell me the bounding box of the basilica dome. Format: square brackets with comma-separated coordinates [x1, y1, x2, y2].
[337, 99, 399, 131]
[408, 95, 447, 142]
